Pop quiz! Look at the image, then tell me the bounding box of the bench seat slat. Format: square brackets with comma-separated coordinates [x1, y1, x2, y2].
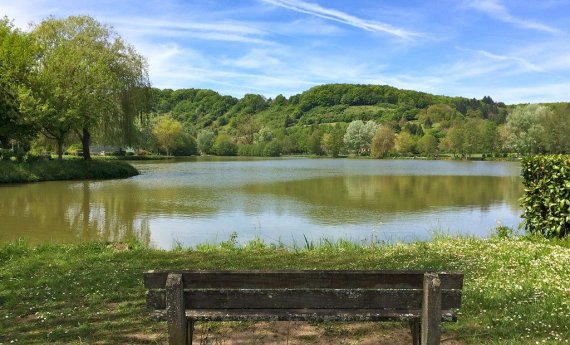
[151, 309, 458, 322]
[146, 289, 462, 310]
[144, 270, 463, 290]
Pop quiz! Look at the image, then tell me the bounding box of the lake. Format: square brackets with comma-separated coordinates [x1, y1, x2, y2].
[0, 158, 523, 249]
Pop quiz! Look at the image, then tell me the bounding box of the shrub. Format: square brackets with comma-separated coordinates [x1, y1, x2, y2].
[263, 140, 282, 157]
[212, 134, 237, 156]
[171, 134, 198, 156]
[521, 155, 570, 238]
[238, 144, 264, 157]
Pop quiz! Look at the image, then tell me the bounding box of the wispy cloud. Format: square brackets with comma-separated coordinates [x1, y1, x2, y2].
[466, 0, 562, 34]
[465, 48, 544, 73]
[261, 0, 421, 40]
[112, 17, 272, 45]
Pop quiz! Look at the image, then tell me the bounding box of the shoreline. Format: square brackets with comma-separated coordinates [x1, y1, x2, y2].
[0, 160, 139, 184]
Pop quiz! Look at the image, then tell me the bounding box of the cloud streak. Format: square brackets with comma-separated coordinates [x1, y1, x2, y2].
[466, 0, 562, 34]
[261, 0, 421, 40]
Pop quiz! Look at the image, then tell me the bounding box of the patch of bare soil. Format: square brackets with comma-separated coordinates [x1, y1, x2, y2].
[189, 322, 466, 345]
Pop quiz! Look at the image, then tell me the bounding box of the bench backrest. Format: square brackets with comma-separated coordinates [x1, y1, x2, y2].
[144, 270, 463, 311]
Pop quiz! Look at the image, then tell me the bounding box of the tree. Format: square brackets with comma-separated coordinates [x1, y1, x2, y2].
[439, 125, 464, 157]
[212, 133, 237, 156]
[31, 16, 150, 160]
[504, 104, 549, 155]
[370, 126, 396, 158]
[171, 134, 198, 156]
[541, 104, 570, 153]
[321, 125, 345, 157]
[0, 18, 37, 150]
[343, 120, 378, 155]
[417, 134, 438, 157]
[153, 116, 184, 156]
[308, 129, 324, 155]
[235, 117, 260, 145]
[197, 130, 215, 155]
[254, 127, 273, 144]
[395, 132, 416, 155]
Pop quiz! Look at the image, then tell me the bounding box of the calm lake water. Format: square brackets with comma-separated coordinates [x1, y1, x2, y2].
[0, 158, 523, 249]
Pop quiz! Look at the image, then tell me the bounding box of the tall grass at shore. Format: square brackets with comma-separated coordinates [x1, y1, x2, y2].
[0, 236, 568, 344]
[0, 160, 139, 184]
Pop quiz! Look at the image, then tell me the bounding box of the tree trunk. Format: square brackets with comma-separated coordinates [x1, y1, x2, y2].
[57, 139, 64, 161]
[81, 127, 92, 161]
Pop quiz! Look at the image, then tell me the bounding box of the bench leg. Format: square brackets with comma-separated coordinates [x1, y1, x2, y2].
[421, 273, 442, 345]
[187, 320, 194, 345]
[409, 320, 421, 345]
[166, 273, 188, 345]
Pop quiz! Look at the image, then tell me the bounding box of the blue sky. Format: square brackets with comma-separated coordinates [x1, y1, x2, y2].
[2, 0, 570, 103]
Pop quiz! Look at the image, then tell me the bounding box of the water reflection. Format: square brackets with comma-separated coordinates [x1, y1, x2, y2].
[241, 175, 521, 218]
[0, 181, 152, 244]
[0, 159, 523, 248]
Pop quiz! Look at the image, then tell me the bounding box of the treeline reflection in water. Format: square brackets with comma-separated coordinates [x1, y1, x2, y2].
[0, 170, 522, 246]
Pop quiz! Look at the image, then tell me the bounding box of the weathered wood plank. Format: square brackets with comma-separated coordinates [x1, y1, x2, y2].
[144, 270, 464, 290]
[421, 273, 442, 345]
[151, 308, 458, 322]
[146, 289, 462, 310]
[409, 320, 421, 345]
[166, 274, 187, 345]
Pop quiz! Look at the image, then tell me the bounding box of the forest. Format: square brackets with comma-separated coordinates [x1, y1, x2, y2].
[2, 16, 569, 161]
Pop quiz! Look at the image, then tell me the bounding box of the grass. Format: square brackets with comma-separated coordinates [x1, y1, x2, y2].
[0, 160, 139, 184]
[0, 236, 569, 344]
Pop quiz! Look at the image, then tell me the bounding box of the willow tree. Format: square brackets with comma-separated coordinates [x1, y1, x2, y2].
[31, 16, 150, 160]
[0, 18, 38, 149]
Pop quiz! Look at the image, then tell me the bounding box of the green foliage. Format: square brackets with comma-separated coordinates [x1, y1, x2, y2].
[30, 15, 150, 160]
[521, 155, 570, 238]
[540, 103, 570, 153]
[196, 130, 215, 155]
[0, 18, 38, 149]
[238, 140, 282, 157]
[504, 104, 550, 154]
[308, 129, 324, 155]
[212, 134, 237, 156]
[152, 115, 184, 156]
[321, 125, 345, 157]
[370, 126, 395, 158]
[253, 127, 273, 144]
[343, 120, 378, 155]
[171, 134, 198, 156]
[395, 131, 417, 155]
[238, 143, 264, 157]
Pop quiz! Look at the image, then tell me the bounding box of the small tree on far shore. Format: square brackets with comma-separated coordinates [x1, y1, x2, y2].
[370, 126, 395, 158]
[152, 116, 183, 156]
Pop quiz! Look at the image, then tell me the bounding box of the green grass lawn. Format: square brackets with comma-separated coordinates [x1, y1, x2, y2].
[0, 236, 568, 344]
[0, 160, 139, 184]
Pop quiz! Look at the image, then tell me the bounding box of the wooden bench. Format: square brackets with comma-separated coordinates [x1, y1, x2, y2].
[144, 270, 463, 345]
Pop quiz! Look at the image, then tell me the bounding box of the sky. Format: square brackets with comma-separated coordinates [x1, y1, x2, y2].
[2, 0, 570, 104]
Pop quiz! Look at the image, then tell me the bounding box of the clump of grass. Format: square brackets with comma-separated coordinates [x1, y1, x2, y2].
[0, 160, 139, 184]
[0, 236, 568, 344]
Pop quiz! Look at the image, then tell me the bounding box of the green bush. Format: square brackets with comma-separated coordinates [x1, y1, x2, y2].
[521, 155, 570, 238]
[263, 140, 282, 157]
[238, 143, 264, 157]
[171, 134, 198, 156]
[212, 138, 237, 156]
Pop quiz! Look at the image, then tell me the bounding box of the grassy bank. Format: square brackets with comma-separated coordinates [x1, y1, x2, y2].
[0, 237, 568, 344]
[0, 160, 139, 184]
